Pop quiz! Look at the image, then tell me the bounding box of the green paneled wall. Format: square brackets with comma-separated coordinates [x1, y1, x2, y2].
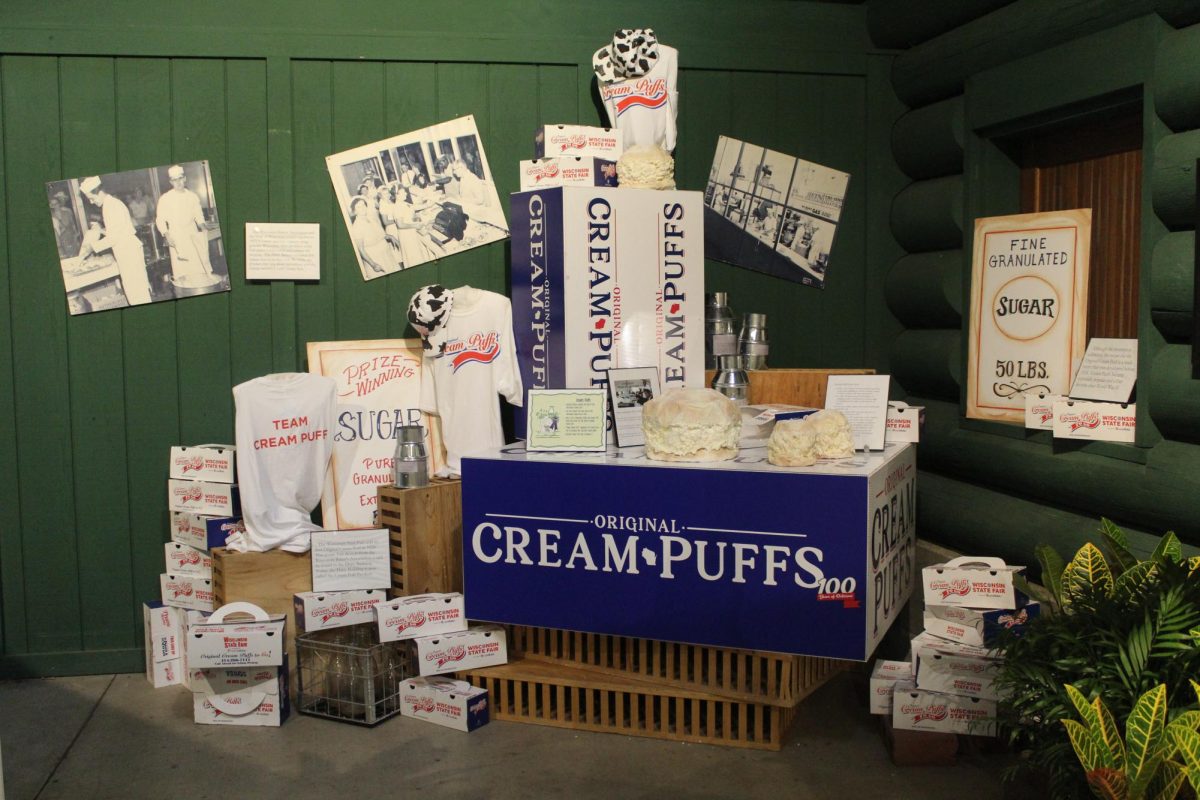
[871, 1, 1200, 569]
[0, 2, 897, 676]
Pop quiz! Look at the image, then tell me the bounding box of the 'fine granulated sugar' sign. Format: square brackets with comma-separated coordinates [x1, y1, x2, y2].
[967, 209, 1090, 424]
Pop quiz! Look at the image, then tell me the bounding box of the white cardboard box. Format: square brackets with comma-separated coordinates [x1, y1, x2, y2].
[885, 402, 924, 443]
[160, 574, 214, 612]
[164, 542, 213, 579]
[924, 602, 1041, 648]
[910, 631, 1003, 700]
[399, 677, 490, 732]
[1024, 393, 1064, 430]
[910, 630, 998, 672]
[293, 589, 386, 634]
[171, 511, 244, 551]
[921, 556, 1025, 609]
[167, 479, 240, 516]
[412, 624, 508, 676]
[533, 124, 623, 160]
[187, 602, 285, 668]
[146, 657, 182, 689]
[510, 186, 705, 437]
[169, 444, 236, 483]
[892, 682, 997, 736]
[519, 157, 618, 191]
[869, 660, 912, 715]
[143, 601, 184, 664]
[915, 650, 1003, 701]
[193, 658, 289, 727]
[376, 593, 467, 643]
[1051, 400, 1136, 443]
[179, 609, 211, 691]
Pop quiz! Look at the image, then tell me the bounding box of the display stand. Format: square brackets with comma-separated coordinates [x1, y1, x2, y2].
[211, 547, 312, 667]
[376, 479, 463, 596]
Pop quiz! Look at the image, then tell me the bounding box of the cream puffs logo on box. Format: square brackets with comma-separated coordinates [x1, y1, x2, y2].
[525, 162, 561, 184]
[427, 645, 467, 669]
[385, 611, 427, 632]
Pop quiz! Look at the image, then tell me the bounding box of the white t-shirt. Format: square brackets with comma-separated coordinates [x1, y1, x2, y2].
[597, 45, 679, 152]
[419, 286, 522, 476]
[232, 373, 336, 553]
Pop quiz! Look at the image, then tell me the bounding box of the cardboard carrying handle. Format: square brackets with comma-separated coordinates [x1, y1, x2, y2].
[941, 556, 1007, 570]
[206, 601, 270, 623]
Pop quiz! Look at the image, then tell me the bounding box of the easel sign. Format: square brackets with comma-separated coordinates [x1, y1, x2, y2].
[967, 209, 1091, 424]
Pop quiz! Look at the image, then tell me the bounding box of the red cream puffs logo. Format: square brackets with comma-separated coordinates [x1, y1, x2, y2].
[526, 162, 561, 184]
[313, 602, 349, 623]
[406, 695, 436, 713]
[444, 331, 500, 372]
[178, 455, 206, 474]
[386, 612, 427, 632]
[428, 645, 467, 669]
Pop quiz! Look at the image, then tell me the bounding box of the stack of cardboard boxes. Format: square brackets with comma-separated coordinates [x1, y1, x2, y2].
[188, 602, 289, 726]
[519, 124, 622, 190]
[164, 444, 242, 614]
[144, 444, 242, 688]
[875, 557, 1039, 743]
[374, 592, 504, 731]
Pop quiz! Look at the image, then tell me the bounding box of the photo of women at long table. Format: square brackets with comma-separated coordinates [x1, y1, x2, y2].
[46, 160, 230, 315]
[325, 115, 509, 281]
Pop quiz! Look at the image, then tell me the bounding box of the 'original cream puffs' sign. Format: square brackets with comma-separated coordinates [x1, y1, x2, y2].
[967, 209, 1090, 424]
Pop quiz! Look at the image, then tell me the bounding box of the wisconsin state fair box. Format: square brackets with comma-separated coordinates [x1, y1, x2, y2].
[509, 186, 704, 436]
[462, 442, 916, 660]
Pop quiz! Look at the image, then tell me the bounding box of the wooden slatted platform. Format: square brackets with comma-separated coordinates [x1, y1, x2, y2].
[510, 626, 844, 708]
[459, 659, 804, 750]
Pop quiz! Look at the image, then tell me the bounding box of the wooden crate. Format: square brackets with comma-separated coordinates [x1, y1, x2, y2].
[509, 626, 844, 708]
[377, 479, 462, 596]
[702, 367, 875, 407]
[211, 547, 312, 665]
[459, 659, 800, 750]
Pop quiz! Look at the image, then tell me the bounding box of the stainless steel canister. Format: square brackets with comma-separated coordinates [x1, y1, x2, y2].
[711, 354, 750, 406]
[705, 292, 737, 369]
[738, 312, 768, 370]
[393, 424, 429, 489]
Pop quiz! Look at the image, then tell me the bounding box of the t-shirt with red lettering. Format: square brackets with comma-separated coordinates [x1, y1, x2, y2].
[419, 286, 522, 476]
[232, 373, 336, 553]
[597, 45, 678, 152]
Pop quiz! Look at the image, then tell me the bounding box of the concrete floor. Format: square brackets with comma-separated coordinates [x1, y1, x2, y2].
[0, 669, 1012, 800]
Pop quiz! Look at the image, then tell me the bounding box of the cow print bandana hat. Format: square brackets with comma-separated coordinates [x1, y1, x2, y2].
[407, 284, 454, 354]
[592, 28, 659, 83]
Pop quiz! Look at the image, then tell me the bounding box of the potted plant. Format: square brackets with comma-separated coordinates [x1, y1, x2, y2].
[995, 520, 1200, 799]
[1061, 681, 1200, 798]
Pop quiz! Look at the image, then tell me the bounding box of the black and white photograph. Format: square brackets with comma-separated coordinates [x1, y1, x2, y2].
[606, 367, 661, 447]
[325, 115, 509, 282]
[47, 160, 229, 315]
[703, 135, 850, 289]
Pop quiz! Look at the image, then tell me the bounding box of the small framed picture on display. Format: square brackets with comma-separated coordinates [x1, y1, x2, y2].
[605, 367, 661, 447]
[526, 389, 608, 452]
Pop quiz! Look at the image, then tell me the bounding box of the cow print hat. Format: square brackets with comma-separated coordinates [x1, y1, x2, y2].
[592, 28, 659, 83]
[407, 284, 454, 353]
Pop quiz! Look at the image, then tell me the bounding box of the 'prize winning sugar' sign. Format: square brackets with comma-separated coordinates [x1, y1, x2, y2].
[967, 210, 1091, 424]
[307, 339, 446, 528]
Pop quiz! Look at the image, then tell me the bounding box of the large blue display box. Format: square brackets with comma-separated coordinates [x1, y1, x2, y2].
[461, 442, 916, 660]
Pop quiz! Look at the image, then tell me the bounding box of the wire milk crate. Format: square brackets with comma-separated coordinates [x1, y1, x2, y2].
[296, 624, 411, 726]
